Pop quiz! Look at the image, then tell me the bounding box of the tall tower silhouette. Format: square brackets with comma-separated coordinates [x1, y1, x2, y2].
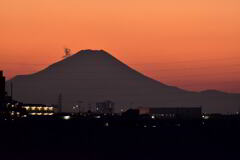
[58, 93, 62, 113]
[0, 71, 6, 99]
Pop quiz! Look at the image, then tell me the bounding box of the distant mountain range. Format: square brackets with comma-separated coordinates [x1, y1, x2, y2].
[6, 50, 240, 113]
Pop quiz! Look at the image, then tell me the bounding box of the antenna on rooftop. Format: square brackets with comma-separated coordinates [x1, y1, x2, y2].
[63, 48, 71, 59]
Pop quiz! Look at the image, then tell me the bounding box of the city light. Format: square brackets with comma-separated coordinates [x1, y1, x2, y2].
[105, 122, 109, 127]
[202, 115, 210, 120]
[63, 115, 71, 120]
[95, 116, 101, 119]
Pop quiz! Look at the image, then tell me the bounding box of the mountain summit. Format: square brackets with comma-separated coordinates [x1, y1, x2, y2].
[7, 50, 240, 113]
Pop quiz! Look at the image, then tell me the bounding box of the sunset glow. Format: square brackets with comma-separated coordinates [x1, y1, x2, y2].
[1, 0, 240, 92]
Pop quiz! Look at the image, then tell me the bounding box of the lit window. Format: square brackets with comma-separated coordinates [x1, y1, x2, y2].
[31, 113, 36, 115]
[31, 107, 36, 111]
[49, 107, 53, 111]
[48, 113, 54, 116]
[25, 106, 30, 110]
[44, 107, 48, 111]
[37, 107, 42, 111]
[37, 113, 42, 116]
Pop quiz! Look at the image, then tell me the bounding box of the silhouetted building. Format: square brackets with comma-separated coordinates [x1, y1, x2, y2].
[0, 71, 7, 116]
[0, 71, 28, 119]
[96, 100, 114, 114]
[139, 107, 202, 119]
[0, 71, 6, 101]
[122, 109, 139, 118]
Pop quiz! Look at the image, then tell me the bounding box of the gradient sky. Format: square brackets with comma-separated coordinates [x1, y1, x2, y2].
[0, 0, 240, 93]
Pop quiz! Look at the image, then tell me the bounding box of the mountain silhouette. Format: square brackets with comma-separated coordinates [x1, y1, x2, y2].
[6, 50, 240, 113]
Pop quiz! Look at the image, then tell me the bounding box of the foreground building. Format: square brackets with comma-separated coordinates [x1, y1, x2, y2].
[0, 71, 5, 100]
[21, 104, 55, 116]
[139, 107, 202, 119]
[0, 71, 56, 119]
[0, 71, 27, 119]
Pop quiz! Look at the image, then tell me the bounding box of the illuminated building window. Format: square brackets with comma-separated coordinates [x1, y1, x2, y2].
[31, 107, 36, 111]
[37, 107, 43, 111]
[44, 107, 48, 111]
[37, 113, 42, 116]
[31, 113, 36, 115]
[25, 106, 30, 110]
[49, 107, 53, 111]
[48, 113, 54, 115]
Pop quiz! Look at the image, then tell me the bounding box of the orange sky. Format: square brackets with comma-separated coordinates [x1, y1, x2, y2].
[0, 0, 240, 93]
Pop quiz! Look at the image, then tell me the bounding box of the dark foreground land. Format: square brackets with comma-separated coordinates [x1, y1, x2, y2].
[0, 116, 240, 160]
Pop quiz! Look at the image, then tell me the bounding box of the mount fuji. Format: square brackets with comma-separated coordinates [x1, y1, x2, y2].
[6, 50, 240, 113]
